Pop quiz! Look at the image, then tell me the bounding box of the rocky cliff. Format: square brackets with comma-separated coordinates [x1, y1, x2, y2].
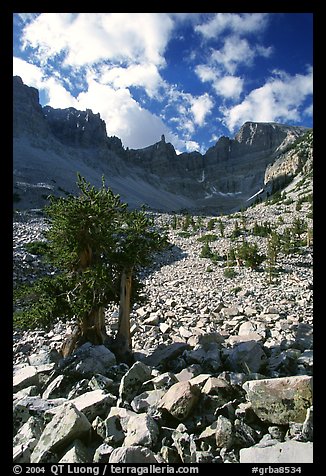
[13, 76, 312, 213]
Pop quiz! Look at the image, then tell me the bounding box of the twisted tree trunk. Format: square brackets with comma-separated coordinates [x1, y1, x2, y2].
[112, 267, 133, 362]
[60, 246, 108, 357]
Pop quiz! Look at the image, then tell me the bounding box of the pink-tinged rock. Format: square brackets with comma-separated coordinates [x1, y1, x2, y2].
[158, 381, 200, 420]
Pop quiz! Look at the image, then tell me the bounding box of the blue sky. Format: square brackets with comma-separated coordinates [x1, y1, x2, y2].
[13, 13, 313, 153]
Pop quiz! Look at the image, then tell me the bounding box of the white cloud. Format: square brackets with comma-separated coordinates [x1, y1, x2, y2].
[21, 13, 174, 68]
[190, 93, 214, 126]
[195, 13, 269, 39]
[13, 57, 78, 109]
[13, 56, 44, 88]
[99, 63, 163, 99]
[194, 64, 217, 83]
[194, 64, 243, 100]
[43, 77, 78, 109]
[222, 68, 313, 132]
[185, 140, 200, 152]
[76, 78, 176, 149]
[213, 76, 244, 99]
[211, 36, 256, 74]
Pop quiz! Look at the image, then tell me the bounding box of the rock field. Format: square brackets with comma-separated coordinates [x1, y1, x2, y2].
[13, 184, 313, 464]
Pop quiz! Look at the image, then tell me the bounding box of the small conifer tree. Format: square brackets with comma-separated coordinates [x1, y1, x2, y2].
[14, 174, 168, 360]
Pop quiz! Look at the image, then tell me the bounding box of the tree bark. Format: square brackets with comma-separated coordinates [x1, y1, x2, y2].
[116, 267, 133, 354]
[60, 306, 107, 357]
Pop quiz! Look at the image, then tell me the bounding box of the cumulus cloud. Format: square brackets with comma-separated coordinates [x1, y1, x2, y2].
[211, 36, 256, 74]
[222, 68, 313, 132]
[195, 65, 243, 100]
[13, 57, 78, 108]
[13, 56, 44, 88]
[190, 93, 214, 126]
[213, 76, 244, 99]
[76, 78, 175, 149]
[21, 13, 174, 68]
[195, 13, 269, 39]
[99, 63, 163, 99]
[43, 77, 78, 109]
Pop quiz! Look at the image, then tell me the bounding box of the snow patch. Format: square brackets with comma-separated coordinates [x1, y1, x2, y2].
[246, 188, 264, 201]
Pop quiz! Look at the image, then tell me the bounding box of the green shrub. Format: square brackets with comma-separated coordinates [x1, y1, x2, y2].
[223, 268, 237, 278]
[24, 241, 49, 256]
[200, 242, 213, 258]
[197, 234, 218, 243]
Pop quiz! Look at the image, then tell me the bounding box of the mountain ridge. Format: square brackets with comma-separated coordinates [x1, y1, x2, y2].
[13, 76, 312, 213]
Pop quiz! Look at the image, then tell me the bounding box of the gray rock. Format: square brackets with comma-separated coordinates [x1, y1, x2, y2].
[13, 366, 39, 392]
[172, 425, 197, 463]
[302, 406, 313, 441]
[160, 445, 181, 463]
[158, 381, 200, 421]
[13, 386, 40, 402]
[123, 413, 159, 448]
[151, 372, 178, 390]
[142, 342, 189, 368]
[234, 419, 259, 447]
[28, 348, 61, 366]
[13, 416, 44, 463]
[61, 343, 116, 376]
[240, 440, 313, 463]
[131, 389, 165, 413]
[118, 361, 152, 404]
[215, 415, 234, 449]
[226, 340, 267, 373]
[184, 343, 222, 372]
[93, 443, 114, 463]
[175, 364, 202, 382]
[243, 375, 313, 424]
[59, 439, 91, 463]
[68, 389, 116, 422]
[88, 374, 114, 392]
[42, 374, 67, 399]
[31, 403, 91, 463]
[14, 396, 67, 433]
[103, 407, 137, 445]
[198, 421, 217, 439]
[109, 446, 159, 463]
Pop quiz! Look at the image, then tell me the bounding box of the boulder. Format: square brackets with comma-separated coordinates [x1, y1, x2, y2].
[184, 343, 222, 372]
[171, 424, 196, 463]
[28, 348, 61, 366]
[131, 389, 166, 413]
[151, 372, 178, 390]
[14, 396, 67, 433]
[103, 407, 137, 445]
[42, 374, 67, 399]
[46, 390, 116, 422]
[88, 374, 114, 392]
[118, 361, 152, 404]
[226, 341, 267, 373]
[109, 446, 159, 463]
[243, 375, 313, 424]
[13, 366, 39, 392]
[240, 440, 313, 463]
[69, 390, 116, 422]
[215, 415, 234, 449]
[58, 439, 91, 463]
[158, 381, 200, 421]
[60, 343, 116, 377]
[142, 342, 189, 368]
[93, 443, 114, 463]
[123, 413, 159, 448]
[13, 416, 43, 463]
[30, 403, 91, 463]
